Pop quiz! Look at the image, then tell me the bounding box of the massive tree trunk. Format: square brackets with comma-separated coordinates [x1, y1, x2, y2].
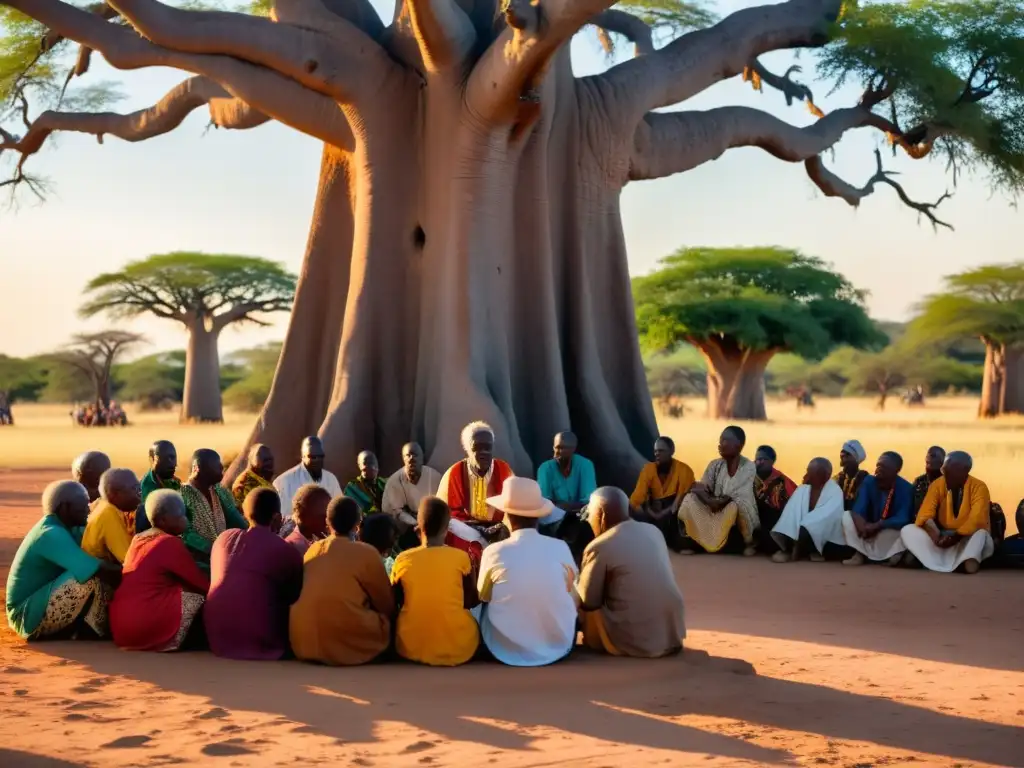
[699, 342, 773, 421]
[980, 340, 1024, 417]
[181, 317, 224, 423]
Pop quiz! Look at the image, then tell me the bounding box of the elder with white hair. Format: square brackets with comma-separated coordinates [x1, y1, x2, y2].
[437, 421, 515, 571]
[5, 480, 120, 640]
[901, 451, 995, 574]
[71, 450, 111, 503]
[109, 490, 210, 651]
[81, 468, 141, 564]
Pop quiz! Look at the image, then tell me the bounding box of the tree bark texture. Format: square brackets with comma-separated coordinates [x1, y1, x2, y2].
[980, 341, 1024, 417]
[4, 0, 858, 486]
[699, 343, 772, 421]
[181, 318, 224, 423]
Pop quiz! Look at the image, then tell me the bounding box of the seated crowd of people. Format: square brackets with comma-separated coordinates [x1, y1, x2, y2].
[70, 401, 128, 427]
[6, 421, 1022, 667]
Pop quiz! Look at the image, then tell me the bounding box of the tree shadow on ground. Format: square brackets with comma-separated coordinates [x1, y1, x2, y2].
[676, 555, 1024, 671]
[37, 645, 1024, 766]
[0, 749, 88, 767]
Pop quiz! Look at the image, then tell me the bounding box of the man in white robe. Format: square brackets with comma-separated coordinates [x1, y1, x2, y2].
[771, 458, 845, 563]
[275, 436, 342, 538]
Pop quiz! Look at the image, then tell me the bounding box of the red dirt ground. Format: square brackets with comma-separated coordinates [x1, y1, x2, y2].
[1, 468, 1022, 767]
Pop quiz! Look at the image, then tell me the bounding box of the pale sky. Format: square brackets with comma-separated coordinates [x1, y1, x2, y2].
[1, 1, 1019, 360]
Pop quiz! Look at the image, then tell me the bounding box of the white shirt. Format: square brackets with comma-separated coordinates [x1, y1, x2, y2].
[477, 528, 579, 667]
[273, 463, 343, 518]
[382, 466, 441, 524]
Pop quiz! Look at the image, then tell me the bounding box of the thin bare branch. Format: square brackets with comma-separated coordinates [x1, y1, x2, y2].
[594, 0, 843, 129]
[2, 77, 268, 166]
[466, 0, 618, 124]
[591, 9, 655, 57]
[805, 149, 954, 231]
[743, 60, 823, 116]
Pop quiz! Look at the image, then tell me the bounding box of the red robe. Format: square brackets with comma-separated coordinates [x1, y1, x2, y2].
[441, 459, 513, 569]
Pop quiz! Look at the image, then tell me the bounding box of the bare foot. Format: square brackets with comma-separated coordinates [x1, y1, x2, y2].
[742, 545, 758, 557]
[843, 553, 865, 566]
[886, 553, 903, 567]
[963, 558, 980, 574]
[771, 551, 791, 563]
[809, 552, 825, 563]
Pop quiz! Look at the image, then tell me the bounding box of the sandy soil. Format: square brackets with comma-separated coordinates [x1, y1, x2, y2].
[1, 468, 1022, 768]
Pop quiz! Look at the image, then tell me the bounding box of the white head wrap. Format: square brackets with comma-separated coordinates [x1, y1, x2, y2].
[841, 439, 866, 464]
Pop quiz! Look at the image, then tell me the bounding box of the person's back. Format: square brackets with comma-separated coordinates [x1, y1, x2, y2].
[581, 519, 685, 657]
[289, 535, 394, 665]
[206, 527, 303, 660]
[478, 529, 577, 666]
[392, 545, 478, 666]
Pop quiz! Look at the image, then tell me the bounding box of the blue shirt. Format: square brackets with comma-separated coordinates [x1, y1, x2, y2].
[536, 455, 598, 526]
[852, 475, 914, 529]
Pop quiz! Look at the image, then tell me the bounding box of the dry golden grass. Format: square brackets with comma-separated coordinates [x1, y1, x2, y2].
[0, 396, 1020, 534]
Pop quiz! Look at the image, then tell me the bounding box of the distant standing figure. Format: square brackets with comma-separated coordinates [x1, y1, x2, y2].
[578, 487, 685, 658]
[771, 458, 844, 563]
[110, 490, 210, 651]
[901, 451, 995, 574]
[275, 437, 343, 537]
[71, 451, 112, 504]
[231, 443, 275, 508]
[835, 440, 869, 511]
[137, 441, 181, 534]
[205, 488, 303, 661]
[842, 452, 913, 566]
[629, 436, 694, 550]
[345, 451, 387, 515]
[678, 427, 759, 556]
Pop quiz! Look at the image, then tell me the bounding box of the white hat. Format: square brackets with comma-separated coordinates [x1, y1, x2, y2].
[486, 477, 553, 519]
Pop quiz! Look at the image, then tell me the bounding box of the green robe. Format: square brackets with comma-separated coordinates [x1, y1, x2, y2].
[137, 471, 182, 533]
[179, 484, 248, 567]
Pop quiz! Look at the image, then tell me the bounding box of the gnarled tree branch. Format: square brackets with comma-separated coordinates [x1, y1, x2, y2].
[595, 0, 843, 127]
[403, 0, 475, 72]
[1, 76, 268, 165]
[591, 9, 654, 57]
[466, 0, 618, 123]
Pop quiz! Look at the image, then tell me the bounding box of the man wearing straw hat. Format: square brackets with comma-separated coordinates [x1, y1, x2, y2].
[477, 478, 579, 666]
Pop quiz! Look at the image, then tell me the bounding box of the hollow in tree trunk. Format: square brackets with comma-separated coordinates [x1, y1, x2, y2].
[181, 318, 224, 424]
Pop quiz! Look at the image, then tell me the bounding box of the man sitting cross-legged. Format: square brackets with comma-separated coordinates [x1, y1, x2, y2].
[390, 496, 480, 667]
[578, 487, 685, 658]
[902, 451, 995, 574]
[771, 458, 845, 563]
[382, 442, 441, 552]
[6, 480, 121, 640]
[477, 478, 578, 667]
[841, 451, 913, 567]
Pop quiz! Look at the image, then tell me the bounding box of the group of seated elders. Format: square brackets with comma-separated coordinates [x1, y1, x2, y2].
[382, 442, 440, 551]
[6, 480, 120, 640]
[110, 490, 209, 651]
[678, 427, 760, 556]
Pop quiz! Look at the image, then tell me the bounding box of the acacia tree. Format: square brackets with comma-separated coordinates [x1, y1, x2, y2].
[633, 247, 882, 419]
[912, 263, 1024, 417]
[1, 0, 1022, 485]
[48, 330, 144, 408]
[80, 252, 295, 423]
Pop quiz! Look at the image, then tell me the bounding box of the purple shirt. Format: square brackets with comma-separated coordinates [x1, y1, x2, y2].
[205, 526, 304, 660]
[283, 528, 312, 557]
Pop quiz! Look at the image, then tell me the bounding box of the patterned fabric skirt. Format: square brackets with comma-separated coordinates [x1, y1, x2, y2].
[158, 592, 205, 652]
[30, 575, 111, 640]
[678, 497, 753, 553]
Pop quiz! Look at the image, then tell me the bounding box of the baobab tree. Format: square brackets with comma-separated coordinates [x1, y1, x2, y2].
[912, 263, 1024, 418]
[633, 246, 882, 419]
[81, 252, 296, 423]
[1, 0, 1021, 486]
[48, 330, 145, 409]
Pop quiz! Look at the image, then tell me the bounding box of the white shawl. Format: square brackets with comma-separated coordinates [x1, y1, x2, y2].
[771, 480, 846, 553]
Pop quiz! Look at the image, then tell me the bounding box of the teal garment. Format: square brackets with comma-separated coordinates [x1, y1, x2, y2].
[536, 455, 597, 527]
[5, 515, 102, 638]
[344, 476, 387, 514]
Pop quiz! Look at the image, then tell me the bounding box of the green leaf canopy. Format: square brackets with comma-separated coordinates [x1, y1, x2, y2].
[911, 262, 1024, 346]
[632, 246, 885, 359]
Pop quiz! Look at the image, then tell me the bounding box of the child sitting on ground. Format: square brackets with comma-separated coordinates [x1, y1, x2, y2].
[389, 497, 480, 666]
[360, 513, 398, 577]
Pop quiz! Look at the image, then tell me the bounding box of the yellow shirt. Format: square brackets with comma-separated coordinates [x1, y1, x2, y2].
[81, 499, 133, 564]
[629, 459, 695, 509]
[915, 475, 991, 537]
[390, 545, 479, 666]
